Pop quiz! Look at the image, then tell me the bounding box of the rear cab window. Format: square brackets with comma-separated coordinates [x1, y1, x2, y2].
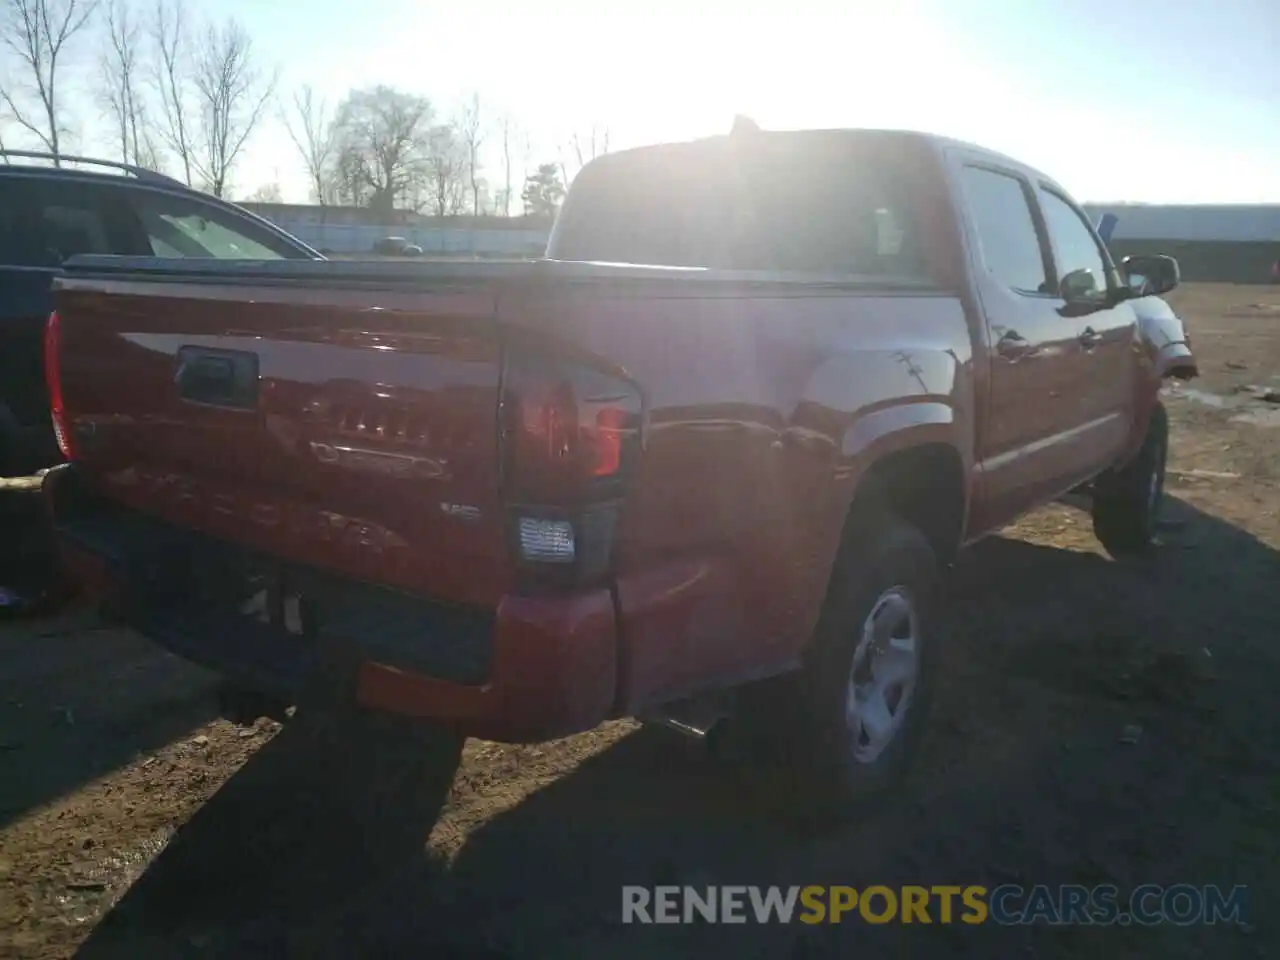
[548, 133, 935, 282]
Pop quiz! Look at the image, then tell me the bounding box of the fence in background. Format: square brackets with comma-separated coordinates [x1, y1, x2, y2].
[255, 211, 1278, 282]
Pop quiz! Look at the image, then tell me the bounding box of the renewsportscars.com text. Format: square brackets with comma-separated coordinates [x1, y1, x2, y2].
[621, 884, 1248, 926]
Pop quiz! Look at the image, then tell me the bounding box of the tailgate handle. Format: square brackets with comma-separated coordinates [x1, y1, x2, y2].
[175, 346, 259, 409]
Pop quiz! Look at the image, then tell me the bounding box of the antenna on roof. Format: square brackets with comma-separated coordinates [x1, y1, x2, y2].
[730, 114, 761, 136]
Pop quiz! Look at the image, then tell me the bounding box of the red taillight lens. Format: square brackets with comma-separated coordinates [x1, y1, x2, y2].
[43, 310, 74, 460]
[502, 348, 642, 506]
[501, 346, 642, 578]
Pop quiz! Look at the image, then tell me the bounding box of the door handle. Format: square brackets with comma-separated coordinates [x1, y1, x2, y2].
[1079, 326, 1103, 349]
[996, 329, 1032, 360]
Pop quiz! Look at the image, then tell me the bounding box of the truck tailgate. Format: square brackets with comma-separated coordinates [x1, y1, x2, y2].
[52, 263, 516, 609]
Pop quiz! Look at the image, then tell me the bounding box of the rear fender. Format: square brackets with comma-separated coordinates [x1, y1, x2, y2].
[791, 399, 969, 653]
[841, 400, 960, 465]
[836, 402, 972, 556]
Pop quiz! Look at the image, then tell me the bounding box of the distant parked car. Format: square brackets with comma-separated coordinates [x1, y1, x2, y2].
[372, 236, 422, 256]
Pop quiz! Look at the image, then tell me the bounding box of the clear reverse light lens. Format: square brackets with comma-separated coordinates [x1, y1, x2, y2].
[518, 517, 576, 563]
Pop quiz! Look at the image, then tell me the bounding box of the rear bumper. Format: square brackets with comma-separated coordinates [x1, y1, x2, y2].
[44, 465, 618, 743]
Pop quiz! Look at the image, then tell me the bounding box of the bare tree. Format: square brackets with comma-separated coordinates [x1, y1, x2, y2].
[333, 142, 368, 207]
[0, 0, 98, 160]
[283, 83, 337, 204]
[455, 92, 483, 217]
[558, 122, 610, 188]
[188, 18, 276, 197]
[496, 113, 522, 217]
[332, 85, 433, 215]
[243, 181, 281, 202]
[98, 0, 156, 167]
[423, 122, 466, 217]
[149, 0, 193, 183]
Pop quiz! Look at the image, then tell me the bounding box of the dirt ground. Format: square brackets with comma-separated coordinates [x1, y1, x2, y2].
[1, 282, 1277, 959]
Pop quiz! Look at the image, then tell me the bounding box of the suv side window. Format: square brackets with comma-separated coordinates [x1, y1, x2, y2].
[1038, 188, 1111, 301]
[960, 166, 1051, 295]
[0, 177, 145, 267]
[128, 190, 297, 259]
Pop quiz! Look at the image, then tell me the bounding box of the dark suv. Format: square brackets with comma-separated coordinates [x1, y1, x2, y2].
[0, 151, 321, 477]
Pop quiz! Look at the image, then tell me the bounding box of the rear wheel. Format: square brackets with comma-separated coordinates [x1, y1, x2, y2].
[1092, 402, 1168, 557]
[740, 512, 939, 819]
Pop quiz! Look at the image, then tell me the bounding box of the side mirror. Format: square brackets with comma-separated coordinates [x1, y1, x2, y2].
[1059, 267, 1102, 302]
[1121, 254, 1179, 297]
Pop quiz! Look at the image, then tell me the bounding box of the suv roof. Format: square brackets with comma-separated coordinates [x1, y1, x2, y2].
[0, 150, 184, 187]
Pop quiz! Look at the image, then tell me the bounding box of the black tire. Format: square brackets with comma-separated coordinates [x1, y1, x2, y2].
[740, 512, 939, 820]
[1091, 402, 1168, 557]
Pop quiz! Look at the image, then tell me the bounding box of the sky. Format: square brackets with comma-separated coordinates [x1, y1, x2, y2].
[1, 0, 1277, 204]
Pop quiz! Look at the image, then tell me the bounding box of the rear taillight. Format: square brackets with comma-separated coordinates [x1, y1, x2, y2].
[43, 310, 74, 460]
[500, 346, 642, 582]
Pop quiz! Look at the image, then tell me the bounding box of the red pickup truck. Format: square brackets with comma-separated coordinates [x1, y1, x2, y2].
[42, 127, 1196, 810]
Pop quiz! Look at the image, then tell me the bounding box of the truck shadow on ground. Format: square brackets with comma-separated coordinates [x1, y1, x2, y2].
[0, 647, 215, 831]
[0, 489, 220, 829]
[75, 495, 1279, 959]
[0, 488, 219, 828]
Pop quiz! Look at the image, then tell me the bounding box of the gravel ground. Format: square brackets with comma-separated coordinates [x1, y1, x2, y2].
[1, 283, 1277, 959]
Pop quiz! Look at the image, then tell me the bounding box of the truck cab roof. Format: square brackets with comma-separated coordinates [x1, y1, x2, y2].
[582, 126, 1069, 203]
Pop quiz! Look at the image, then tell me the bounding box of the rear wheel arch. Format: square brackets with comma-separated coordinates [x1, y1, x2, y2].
[842, 441, 969, 567]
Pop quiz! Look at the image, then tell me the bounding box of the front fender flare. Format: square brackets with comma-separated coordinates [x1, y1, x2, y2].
[1155, 341, 1198, 380]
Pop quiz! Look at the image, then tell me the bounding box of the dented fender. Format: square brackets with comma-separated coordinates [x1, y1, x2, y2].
[1135, 295, 1198, 381]
[1155, 340, 1198, 381]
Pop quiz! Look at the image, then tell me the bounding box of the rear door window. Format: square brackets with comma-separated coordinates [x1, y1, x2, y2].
[128, 190, 302, 259]
[959, 166, 1053, 295]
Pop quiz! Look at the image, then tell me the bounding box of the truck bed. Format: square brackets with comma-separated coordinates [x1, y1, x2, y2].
[49, 251, 969, 733]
